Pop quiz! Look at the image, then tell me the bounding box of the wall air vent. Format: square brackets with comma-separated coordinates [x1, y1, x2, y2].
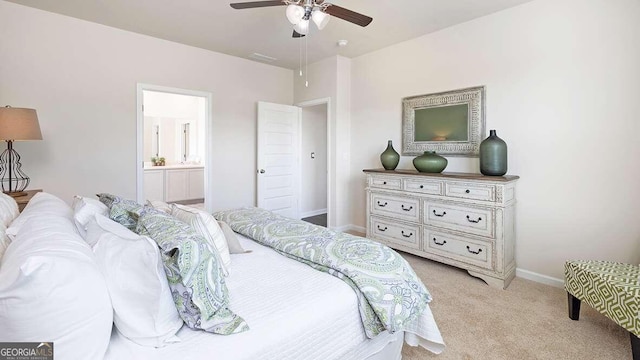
[249, 53, 277, 63]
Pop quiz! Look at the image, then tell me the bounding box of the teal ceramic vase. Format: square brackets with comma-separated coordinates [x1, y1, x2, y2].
[380, 140, 400, 170]
[480, 129, 507, 176]
[413, 151, 447, 173]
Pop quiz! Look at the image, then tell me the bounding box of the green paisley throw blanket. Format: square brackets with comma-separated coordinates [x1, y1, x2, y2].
[214, 207, 433, 338]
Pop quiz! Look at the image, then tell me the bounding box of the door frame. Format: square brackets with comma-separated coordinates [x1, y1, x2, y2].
[296, 97, 332, 229]
[136, 83, 214, 212]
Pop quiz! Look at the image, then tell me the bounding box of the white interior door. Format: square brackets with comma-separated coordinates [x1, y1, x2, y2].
[257, 101, 301, 219]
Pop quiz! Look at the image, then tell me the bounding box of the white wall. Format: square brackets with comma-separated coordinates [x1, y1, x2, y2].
[349, 0, 640, 279]
[300, 104, 327, 217]
[0, 1, 293, 211]
[294, 55, 352, 230]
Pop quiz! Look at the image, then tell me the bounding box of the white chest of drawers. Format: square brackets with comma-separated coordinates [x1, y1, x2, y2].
[364, 169, 519, 289]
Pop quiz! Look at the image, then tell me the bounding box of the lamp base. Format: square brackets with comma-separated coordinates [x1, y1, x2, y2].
[4, 191, 28, 198]
[0, 140, 32, 196]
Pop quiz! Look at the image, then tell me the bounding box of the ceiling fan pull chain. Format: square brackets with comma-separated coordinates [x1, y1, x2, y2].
[305, 33, 309, 87]
[299, 34, 303, 77]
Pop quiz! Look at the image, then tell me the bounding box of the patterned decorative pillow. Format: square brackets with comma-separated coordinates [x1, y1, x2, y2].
[136, 206, 248, 335]
[97, 194, 142, 231]
[170, 204, 232, 275]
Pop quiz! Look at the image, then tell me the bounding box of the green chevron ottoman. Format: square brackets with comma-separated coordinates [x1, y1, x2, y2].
[564, 260, 640, 360]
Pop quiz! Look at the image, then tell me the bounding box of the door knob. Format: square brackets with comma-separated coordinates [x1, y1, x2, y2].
[259, 169, 266, 174]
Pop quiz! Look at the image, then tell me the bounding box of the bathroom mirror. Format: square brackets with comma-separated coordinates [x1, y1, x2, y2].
[402, 86, 485, 156]
[142, 91, 205, 166]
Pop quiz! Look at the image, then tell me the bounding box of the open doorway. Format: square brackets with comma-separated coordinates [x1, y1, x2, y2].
[136, 84, 213, 212]
[256, 98, 331, 228]
[299, 103, 328, 227]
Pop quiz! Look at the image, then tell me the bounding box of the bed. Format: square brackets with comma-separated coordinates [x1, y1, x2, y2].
[0, 192, 444, 359]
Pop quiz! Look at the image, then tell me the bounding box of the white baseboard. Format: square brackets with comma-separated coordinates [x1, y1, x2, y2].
[300, 209, 327, 219]
[516, 268, 564, 288]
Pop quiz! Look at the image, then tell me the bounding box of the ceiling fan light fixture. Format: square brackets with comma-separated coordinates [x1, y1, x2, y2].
[311, 10, 330, 30]
[293, 19, 310, 35]
[285, 4, 305, 25]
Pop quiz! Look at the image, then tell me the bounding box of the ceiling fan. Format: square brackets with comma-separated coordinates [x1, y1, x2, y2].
[230, 0, 373, 37]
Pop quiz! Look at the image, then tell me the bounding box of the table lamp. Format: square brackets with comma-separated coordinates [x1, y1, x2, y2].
[0, 106, 43, 197]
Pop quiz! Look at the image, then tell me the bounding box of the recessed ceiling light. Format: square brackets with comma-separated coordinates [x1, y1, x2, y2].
[337, 40, 348, 47]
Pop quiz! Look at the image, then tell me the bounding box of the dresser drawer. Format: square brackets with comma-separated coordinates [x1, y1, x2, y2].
[424, 230, 494, 270]
[371, 193, 420, 222]
[445, 182, 496, 202]
[424, 201, 494, 238]
[371, 216, 420, 250]
[403, 179, 442, 195]
[370, 176, 402, 190]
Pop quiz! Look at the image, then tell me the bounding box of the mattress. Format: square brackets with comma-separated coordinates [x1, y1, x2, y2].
[104, 234, 438, 360]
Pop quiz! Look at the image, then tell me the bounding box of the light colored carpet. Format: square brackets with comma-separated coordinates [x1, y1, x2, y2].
[399, 252, 630, 360]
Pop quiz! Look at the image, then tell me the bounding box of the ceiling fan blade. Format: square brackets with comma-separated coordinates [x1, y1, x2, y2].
[292, 30, 306, 38]
[230, 1, 285, 9]
[324, 4, 373, 27]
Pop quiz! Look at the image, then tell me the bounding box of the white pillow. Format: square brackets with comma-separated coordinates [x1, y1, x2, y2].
[0, 193, 20, 258]
[146, 200, 171, 214]
[218, 221, 251, 254]
[72, 195, 109, 241]
[0, 213, 113, 360]
[0, 223, 9, 264]
[0, 192, 19, 227]
[6, 192, 74, 240]
[89, 214, 183, 347]
[170, 204, 231, 274]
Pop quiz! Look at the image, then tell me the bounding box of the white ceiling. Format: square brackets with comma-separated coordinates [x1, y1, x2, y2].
[6, 0, 533, 69]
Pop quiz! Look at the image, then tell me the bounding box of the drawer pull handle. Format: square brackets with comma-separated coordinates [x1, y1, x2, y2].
[419, 185, 424, 189]
[465, 189, 470, 194]
[466, 246, 483, 255]
[466, 215, 482, 223]
[401, 230, 413, 238]
[401, 205, 413, 211]
[377, 201, 388, 207]
[383, 181, 387, 185]
[433, 238, 447, 246]
[433, 210, 447, 217]
[377, 225, 388, 232]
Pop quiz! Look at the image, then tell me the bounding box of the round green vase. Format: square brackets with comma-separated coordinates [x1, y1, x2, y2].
[380, 140, 400, 170]
[480, 130, 507, 176]
[413, 151, 447, 173]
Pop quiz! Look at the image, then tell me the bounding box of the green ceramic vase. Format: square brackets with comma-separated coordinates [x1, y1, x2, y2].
[413, 151, 447, 173]
[480, 130, 507, 176]
[380, 140, 400, 170]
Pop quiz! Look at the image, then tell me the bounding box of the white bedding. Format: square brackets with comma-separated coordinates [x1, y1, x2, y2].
[105, 234, 442, 360]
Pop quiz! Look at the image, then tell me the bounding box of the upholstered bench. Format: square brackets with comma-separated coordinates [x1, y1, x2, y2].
[565, 260, 639, 360]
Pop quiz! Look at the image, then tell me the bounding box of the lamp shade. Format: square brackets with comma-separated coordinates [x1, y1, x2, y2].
[0, 107, 43, 141]
[293, 19, 310, 35]
[285, 4, 304, 25]
[311, 10, 330, 30]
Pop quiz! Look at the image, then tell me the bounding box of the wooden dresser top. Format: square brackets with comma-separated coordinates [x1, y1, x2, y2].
[363, 169, 519, 182]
